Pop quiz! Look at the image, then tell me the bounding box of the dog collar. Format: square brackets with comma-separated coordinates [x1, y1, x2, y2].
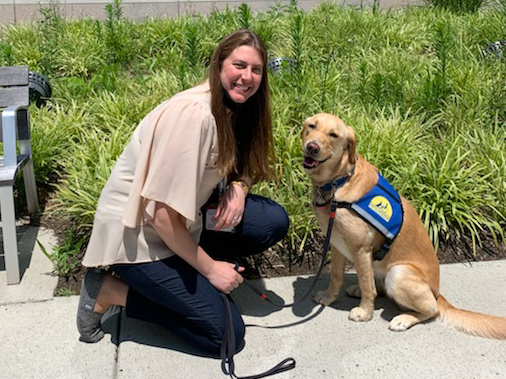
[320, 176, 349, 192]
[319, 162, 357, 192]
[313, 173, 353, 207]
[312, 157, 357, 207]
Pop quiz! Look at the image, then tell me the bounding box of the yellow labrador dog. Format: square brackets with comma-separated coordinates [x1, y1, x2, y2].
[302, 113, 506, 339]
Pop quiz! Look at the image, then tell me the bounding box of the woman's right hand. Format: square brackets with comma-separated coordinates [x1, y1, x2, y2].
[205, 261, 245, 294]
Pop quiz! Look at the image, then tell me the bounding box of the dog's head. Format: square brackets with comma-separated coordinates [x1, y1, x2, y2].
[301, 113, 356, 183]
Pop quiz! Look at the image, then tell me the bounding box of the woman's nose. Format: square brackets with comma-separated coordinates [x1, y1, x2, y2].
[241, 68, 252, 81]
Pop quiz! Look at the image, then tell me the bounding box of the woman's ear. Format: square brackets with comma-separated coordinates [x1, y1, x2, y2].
[346, 126, 357, 164]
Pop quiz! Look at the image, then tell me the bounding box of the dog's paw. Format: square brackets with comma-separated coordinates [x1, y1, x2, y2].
[348, 306, 373, 322]
[345, 285, 361, 298]
[388, 315, 415, 332]
[313, 290, 339, 306]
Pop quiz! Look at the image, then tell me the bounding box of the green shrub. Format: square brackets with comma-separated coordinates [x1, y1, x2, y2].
[2, 1, 504, 271]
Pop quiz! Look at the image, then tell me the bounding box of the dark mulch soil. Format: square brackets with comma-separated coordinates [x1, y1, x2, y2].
[52, 226, 506, 296]
[245, 228, 506, 277]
[31, 179, 505, 295]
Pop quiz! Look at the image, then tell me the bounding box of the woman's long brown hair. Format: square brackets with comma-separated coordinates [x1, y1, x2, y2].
[209, 30, 274, 184]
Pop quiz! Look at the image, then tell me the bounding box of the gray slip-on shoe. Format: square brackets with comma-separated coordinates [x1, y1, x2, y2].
[77, 268, 108, 343]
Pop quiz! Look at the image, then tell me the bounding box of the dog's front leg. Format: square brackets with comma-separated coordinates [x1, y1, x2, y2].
[349, 247, 376, 322]
[314, 246, 346, 306]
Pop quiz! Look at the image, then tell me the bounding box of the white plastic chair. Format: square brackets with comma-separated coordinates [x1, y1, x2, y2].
[0, 65, 39, 284]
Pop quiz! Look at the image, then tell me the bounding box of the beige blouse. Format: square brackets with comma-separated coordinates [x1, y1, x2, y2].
[82, 81, 223, 267]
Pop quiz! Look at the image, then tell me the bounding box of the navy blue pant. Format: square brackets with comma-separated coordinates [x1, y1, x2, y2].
[111, 194, 289, 354]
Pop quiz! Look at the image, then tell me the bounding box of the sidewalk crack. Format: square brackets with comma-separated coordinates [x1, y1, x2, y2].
[112, 308, 123, 379]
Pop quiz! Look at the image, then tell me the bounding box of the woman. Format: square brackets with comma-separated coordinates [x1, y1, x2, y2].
[76, 30, 289, 354]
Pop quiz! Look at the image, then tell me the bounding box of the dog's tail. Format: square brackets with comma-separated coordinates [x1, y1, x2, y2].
[437, 294, 506, 339]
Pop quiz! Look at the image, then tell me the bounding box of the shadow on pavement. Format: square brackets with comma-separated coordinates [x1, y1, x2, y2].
[0, 224, 39, 281]
[101, 308, 223, 359]
[98, 271, 412, 357]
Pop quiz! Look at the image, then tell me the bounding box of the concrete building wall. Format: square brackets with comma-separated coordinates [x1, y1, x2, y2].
[0, 0, 423, 25]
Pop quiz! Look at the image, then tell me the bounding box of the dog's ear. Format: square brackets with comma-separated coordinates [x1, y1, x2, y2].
[346, 126, 356, 164]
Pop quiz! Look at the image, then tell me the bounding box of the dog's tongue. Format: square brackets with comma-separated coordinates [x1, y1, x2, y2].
[303, 156, 318, 168]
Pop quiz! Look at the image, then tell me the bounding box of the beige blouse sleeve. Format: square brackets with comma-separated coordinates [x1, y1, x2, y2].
[122, 98, 216, 228]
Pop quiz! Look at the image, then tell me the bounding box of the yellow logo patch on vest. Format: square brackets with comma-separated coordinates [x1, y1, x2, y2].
[368, 196, 393, 222]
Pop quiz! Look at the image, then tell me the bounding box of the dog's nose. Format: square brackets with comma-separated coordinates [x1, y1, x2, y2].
[306, 142, 320, 155]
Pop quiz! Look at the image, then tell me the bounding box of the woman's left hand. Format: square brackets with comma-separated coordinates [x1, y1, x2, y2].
[213, 183, 247, 230]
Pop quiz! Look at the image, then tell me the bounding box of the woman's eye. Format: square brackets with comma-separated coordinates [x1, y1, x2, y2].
[252, 67, 262, 74]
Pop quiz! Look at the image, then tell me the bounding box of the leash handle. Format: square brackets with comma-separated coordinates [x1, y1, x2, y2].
[221, 294, 296, 379]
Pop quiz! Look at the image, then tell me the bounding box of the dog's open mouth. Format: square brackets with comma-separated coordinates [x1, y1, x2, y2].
[303, 156, 327, 169]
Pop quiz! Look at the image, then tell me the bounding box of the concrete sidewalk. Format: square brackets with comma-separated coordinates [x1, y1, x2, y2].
[1, 226, 505, 379]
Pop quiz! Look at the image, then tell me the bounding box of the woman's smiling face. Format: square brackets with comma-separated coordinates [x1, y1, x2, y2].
[220, 45, 263, 104]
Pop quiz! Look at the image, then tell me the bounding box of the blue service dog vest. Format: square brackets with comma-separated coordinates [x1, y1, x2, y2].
[337, 173, 404, 260]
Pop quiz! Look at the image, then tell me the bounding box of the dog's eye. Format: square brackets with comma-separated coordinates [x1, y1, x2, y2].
[329, 133, 338, 138]
[308, 124, 316, 129]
